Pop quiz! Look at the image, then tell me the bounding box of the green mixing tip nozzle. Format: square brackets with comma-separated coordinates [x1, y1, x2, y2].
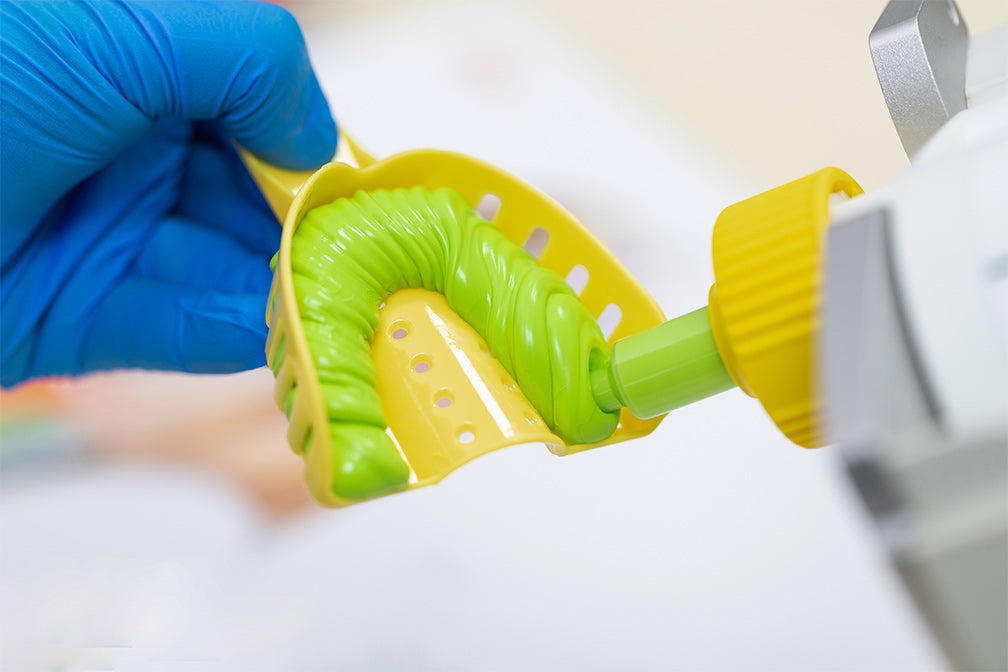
[592, 306, 736, 419]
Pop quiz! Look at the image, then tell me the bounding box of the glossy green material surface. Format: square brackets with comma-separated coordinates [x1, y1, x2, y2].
[281, 187, 618, 499]
[592, 306, 735, 419]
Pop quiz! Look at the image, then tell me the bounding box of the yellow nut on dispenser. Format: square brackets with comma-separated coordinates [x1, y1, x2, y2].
[707, 167, 863, 447]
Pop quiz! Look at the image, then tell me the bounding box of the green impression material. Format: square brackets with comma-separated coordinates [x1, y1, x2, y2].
[278, 186, 619, 499]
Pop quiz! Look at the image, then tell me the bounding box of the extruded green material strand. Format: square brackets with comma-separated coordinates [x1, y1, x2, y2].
[278, 187, 618, 500]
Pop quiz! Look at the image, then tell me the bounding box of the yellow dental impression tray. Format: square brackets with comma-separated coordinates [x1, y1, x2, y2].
[243, 138, 667, 506]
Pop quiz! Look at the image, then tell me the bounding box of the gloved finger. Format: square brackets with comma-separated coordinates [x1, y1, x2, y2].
[133, 215, 273, 295]
[172, 124, 282, 256]
[126, 0, 338, 170]
[81, 278, 268, 375]
[0, 1, 155, 226]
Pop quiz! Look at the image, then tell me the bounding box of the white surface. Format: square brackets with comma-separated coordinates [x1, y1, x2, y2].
[864, 96, 1008, 439]
[0, 4, 948, 670]
[966, 24, 1008, 107]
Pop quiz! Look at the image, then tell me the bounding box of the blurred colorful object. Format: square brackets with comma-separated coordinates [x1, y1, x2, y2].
[0, 379, 80, 463]
[1, 370, 312, 516]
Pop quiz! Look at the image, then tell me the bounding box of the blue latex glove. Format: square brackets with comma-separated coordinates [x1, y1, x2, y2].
[0, 0, 337, 386]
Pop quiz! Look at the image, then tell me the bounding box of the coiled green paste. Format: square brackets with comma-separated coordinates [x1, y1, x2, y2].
[277, 187, 617, 500]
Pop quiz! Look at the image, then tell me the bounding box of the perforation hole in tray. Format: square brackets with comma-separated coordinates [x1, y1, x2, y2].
[476, 193, 502, 221]
[564, 264, 589, 295]
[523, 227, 549, 259]
[390, 319, 411, 340]
[411, 354, 432, 374]
[597, 303, 622, 340]
[435, 391, 454, 409]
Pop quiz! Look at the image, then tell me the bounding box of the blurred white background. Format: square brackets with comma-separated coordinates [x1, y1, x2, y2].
[3, 1, 1006, 670]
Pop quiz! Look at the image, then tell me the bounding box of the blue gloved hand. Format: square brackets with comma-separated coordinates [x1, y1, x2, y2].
[0, 0, 337, 386]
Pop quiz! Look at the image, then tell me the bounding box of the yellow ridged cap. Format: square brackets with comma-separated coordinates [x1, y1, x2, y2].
[708, 167, 863, 447]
